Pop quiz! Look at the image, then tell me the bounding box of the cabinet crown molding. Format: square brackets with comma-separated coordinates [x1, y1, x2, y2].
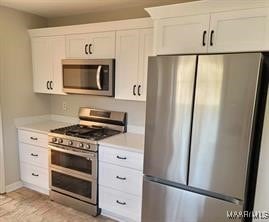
[146, 0, 269, 19]
[29, 18, 153, 37]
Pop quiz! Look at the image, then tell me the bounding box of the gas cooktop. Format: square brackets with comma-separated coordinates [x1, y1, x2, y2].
[50, 124, 121, 141]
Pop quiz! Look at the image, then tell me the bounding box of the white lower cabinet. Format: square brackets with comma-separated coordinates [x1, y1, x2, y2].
[99, 162, 142, 196]
[100, 186, 142, 222]
[20, 162, 49, 190]
[18, 129, 49, 194]
[99, 145, 143, 222]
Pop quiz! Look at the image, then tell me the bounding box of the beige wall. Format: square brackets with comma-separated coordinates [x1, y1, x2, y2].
[0, 6, 50, 186]
[47, 0, 194, 27]
[48, 6, 148, 27]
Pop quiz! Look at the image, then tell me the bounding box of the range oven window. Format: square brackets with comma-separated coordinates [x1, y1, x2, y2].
[51, 171, 92, 199]
[51, 150, 92, 175]
[63, 64, 109, 90]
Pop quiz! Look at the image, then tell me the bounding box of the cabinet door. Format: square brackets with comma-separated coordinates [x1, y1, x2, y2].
[137, 29, 153, 101]
[50, 36, 66, 95]
[90, 32, 115, 59]
[155, 14, 210, 55]
[32, 37, 52, 94]
[65, 34, 90, 58]
[208, 8, 269, 53]
[115, 30, 139, 100]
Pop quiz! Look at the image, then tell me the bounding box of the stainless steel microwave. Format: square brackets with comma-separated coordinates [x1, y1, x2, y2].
[62, 59, 115, 96]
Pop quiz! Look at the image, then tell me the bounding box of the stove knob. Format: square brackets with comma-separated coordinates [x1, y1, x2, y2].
[85, 144, 90, 149]
[79, 143, 84, 148]
[58, 138, 63, 143]
[68, 141, 73, 145]
[51, 137, 57, 143]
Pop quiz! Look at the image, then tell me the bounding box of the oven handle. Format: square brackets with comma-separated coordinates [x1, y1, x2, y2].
[96, 65, 102, 90]
[48, 145, 96, 160]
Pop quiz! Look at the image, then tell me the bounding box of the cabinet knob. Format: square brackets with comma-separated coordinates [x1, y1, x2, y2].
[31, 153, 38, 157]
[89, 44, 93, 54]
[116, 155, 127, 160]
[50, 81, 53, 90]
[210, 30, 214, 46]
[116, 200, 126, 205]
[133, 85, 136, 96]
[138, 85, 141, 96]
[202, 30, 207, 46]
[85, 44, 88, 55]
[31, 173, 39, 177]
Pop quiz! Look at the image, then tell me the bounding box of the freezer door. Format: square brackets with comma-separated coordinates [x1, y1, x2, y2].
[142, 178, 242, 222]
[144, 55, 197, 185]
[189, 53, 262, 199]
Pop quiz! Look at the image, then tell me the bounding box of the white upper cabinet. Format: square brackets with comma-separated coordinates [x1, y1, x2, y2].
[66, 31, 115, 59]
[32, 37, 52, 94]
[155, 15, 210, 55]
[32, 36, 65, 95]
[208, 8, 269, 53]
[115, 28, 153, 101]
[137, 29, 153, 101]
[147, 2, 269, 54]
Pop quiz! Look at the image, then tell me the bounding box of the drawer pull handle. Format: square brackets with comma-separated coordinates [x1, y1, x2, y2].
[116, 200, 126, 205]
[31, 153, 38, 157]
[116, 155, 127, 160]
[116, 176, 127, 180]
[30, 137, 38, 141]
[32, 173, 39, 177]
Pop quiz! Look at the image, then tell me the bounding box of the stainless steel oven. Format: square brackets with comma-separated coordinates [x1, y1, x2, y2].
[62, 59, 115, 96]
[49, 144, 97, 205]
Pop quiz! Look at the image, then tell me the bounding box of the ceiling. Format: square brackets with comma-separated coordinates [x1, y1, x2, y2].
[0, 0, 197, 18]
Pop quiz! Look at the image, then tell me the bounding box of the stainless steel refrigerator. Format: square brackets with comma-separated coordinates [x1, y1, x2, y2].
[142, 53, 269, 222]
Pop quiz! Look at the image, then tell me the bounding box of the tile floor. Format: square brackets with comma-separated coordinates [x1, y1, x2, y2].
[0, 188, 115, 222]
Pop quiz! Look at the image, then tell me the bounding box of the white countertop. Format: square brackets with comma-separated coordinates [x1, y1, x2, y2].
[17, 118, 145, 153]
[17, 120, 72, 134]
[99, 133, 144, 153]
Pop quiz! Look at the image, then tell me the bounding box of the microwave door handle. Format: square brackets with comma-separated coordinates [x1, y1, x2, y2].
[96, 65, 102, 90]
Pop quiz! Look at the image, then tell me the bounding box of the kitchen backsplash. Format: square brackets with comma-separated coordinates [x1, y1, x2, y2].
[50, 95, 146, 126]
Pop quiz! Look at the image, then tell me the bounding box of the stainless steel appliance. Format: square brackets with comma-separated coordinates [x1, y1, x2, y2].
[142, 53, 269, 222]
[49, 107, 127, 216]
[62, 59, 115, 96]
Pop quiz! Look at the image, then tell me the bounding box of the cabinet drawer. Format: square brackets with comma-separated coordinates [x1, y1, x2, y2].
[18, 130, 48, 147]
[100, 162, 142, 196]
[20, 163, 49, 190]
[19, 143, 48, 169]
[99, 146, 143, 171]
[100, 186, 142, 222]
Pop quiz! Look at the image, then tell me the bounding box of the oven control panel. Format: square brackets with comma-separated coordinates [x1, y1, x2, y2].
[48, 135, 98, 152]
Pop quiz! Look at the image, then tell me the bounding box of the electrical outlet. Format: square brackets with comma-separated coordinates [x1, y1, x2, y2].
[62, 101, 68, 111]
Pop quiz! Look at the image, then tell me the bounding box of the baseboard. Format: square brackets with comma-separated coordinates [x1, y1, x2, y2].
[23, 182, 49, 195]
[101, 209, 136, 222]
[5, 181, 23, 193]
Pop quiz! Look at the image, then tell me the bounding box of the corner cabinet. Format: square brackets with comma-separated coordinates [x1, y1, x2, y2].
[65, 31, 115, 59]
[31, 36, 65, 95]
[115, 29, 153, 101]
[150, 7, 269, 55]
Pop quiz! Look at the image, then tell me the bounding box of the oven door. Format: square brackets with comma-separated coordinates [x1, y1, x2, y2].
[49, 145, 97, 179]
[50, 168, 97, 204]
[62, 59, 114, 96]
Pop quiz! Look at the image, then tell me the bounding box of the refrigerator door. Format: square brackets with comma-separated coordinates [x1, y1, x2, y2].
[144, 55, 197, 185]
[142, 178, 242, 222]
[189, 53, 262, 199]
